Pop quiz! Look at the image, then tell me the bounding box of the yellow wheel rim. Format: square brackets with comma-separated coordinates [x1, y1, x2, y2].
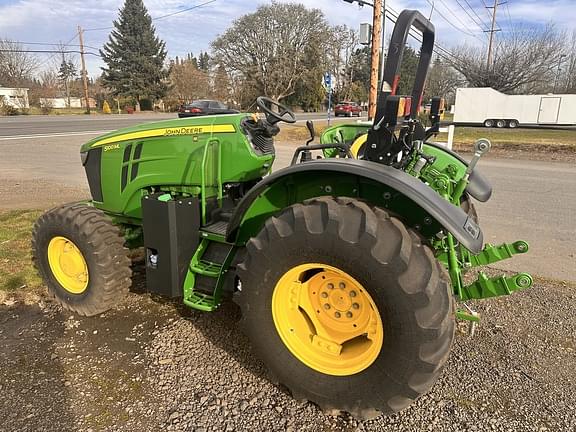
[272, 263, 384, 376]
[350, 133, 367, 158]
[47, 236, 89, 294]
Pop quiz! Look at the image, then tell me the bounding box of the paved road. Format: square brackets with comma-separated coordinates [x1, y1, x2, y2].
[0, 112, 359, 139]
[0, 130, 573, 282]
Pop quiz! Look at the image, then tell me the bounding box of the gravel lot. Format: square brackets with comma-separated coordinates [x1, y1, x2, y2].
[1, 260, 575, 431]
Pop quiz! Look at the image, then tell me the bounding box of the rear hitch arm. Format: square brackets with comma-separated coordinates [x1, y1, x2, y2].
[460, 271, 533, 301]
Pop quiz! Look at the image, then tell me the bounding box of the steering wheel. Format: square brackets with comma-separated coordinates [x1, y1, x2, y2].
[256, 96, 296, 124]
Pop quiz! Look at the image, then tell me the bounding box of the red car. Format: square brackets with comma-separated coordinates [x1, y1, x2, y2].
[335, 101, 363, 117]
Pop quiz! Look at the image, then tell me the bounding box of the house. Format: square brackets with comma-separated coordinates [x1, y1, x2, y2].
[39, 97, 97, 109]
[0, 87, 30, 109]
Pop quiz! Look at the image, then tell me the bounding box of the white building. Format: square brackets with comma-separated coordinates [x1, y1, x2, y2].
[0, 87, 30, 109]
[39, 97, 96, 109]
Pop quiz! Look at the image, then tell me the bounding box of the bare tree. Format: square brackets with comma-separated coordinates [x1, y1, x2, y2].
[451, 24, 565, 94]
[425, 58, 464, 104]
[211, 2, 332, 102]
[0, 39, 38, 87]
[561, 30, 576, 93]
[168, 58, 210, 103]
[329, 25, 359, 101]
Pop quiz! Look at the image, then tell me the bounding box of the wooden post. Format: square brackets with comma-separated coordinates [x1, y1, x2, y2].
[77, 25, 91, 114]
[368, 0, 382, 121]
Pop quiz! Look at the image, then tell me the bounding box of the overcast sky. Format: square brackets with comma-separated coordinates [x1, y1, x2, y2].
[0, 0, 574, 78]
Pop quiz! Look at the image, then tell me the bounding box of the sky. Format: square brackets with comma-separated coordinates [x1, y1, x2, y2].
[0, 0, 574, 79]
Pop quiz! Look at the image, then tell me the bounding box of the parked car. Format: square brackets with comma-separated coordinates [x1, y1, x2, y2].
[334, 101, 363, 117]
[178, 100, 239, 118]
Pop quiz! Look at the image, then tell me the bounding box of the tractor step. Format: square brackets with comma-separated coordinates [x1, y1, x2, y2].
[183, 238, 236, 312]
[202, 221, 228, 236]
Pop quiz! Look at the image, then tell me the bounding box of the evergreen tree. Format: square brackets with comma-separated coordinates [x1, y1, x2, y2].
[198, 52, 210, 72]
[58, 58, 77, 108]
[396, 46, 419, 96]
[100, 0, 168, 104]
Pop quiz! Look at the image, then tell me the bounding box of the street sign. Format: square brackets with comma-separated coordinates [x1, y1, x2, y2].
[322, 72, 335, 92]
[323, 72, 334, 126]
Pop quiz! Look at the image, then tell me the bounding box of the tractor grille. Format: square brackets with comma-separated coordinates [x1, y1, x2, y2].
[83, 148, 103, 202]
[252, 135, 275, 155]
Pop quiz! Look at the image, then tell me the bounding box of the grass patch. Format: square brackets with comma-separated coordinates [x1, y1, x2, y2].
[278, 120, 576, 153]
[438, 127, 576, 152]
[0, 210, 42, 292]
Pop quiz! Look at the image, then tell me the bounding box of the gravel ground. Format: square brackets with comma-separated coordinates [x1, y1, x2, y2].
[1, 261, 575, 432]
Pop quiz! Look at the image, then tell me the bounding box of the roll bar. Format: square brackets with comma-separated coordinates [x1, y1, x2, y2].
[374, 10, 435, 122]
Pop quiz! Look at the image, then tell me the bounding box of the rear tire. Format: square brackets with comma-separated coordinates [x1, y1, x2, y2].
[496, 119, 506, 128]
[236, 197, 454, 419]
[483, 119, 494, 128]
[32, 203, 132, 316]
[508, 119, 519, 128]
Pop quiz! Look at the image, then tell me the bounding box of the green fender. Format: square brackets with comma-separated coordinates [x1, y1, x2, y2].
[226, 158, 483, 253]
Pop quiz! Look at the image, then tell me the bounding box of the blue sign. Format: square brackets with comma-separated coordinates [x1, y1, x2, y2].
[324, 72, 332, 86]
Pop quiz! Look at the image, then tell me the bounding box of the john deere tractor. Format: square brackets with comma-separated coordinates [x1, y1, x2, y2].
[32, 10, 532, 418]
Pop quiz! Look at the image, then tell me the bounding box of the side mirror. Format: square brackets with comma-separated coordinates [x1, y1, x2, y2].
[306, 120, 315, 144]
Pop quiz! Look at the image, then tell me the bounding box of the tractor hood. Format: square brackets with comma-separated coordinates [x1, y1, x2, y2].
[81, 113, 250, 153]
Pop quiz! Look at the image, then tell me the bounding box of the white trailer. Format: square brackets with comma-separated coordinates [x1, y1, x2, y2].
[453, 87, 576, 128]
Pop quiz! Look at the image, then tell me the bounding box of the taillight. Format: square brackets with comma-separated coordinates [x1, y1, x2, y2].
[191, 108, 202, 113]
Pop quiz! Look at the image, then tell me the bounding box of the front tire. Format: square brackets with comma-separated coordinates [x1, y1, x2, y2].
[32, 203, 132, 316]
[237, 197, 454, 418]
[483, 119, 494, 128]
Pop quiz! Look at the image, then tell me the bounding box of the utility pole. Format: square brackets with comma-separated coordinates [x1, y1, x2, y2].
[368, 0, 382, 120]
[485, 0, 503, 68]
[77, 25, 91, 114]
[343, 0, 385, 119]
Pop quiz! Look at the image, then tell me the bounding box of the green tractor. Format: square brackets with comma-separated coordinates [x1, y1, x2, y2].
[32, 10, 532, 418]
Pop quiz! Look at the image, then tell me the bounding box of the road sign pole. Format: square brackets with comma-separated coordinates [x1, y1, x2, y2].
[328, 88, 332, 126]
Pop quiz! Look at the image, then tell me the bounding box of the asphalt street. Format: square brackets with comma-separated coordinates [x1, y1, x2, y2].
[0, 112, 359, 139]
[0, 117, 573, 283]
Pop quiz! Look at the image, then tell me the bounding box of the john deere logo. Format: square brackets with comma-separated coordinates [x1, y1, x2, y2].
[164, 126, 208, 136]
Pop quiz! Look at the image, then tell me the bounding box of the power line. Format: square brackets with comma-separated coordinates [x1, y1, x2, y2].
[0, 49, 100, 57]
[422, 0, 486, 42]
[36, 33, 78, 70]
[153, 0, 217, 21]
[451, 0, 490, 34]
[504, 1, 514, 30]
[461, 0, 491, 30]
[437, 0, 487, 35]
[8, 40, 100, 51]
[84, 0, 217, 32]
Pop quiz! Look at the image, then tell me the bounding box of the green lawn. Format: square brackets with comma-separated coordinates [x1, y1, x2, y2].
[0, 210, 42, 292]
[438, 127, 576, 151]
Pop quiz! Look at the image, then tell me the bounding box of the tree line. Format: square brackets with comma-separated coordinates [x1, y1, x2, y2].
[1, 0, 575, 114]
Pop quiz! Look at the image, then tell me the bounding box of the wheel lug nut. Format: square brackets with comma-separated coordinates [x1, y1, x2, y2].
[327, 283, 334, 289]
[324, 303, 331, 310]
[349, 291, 357, 297]
[339, 282, 346, 289]
[346, 311, 353, 318]
[334, 312, 341, 318]
[321, 292, 328, 298]
[352, 303, 359, 309]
